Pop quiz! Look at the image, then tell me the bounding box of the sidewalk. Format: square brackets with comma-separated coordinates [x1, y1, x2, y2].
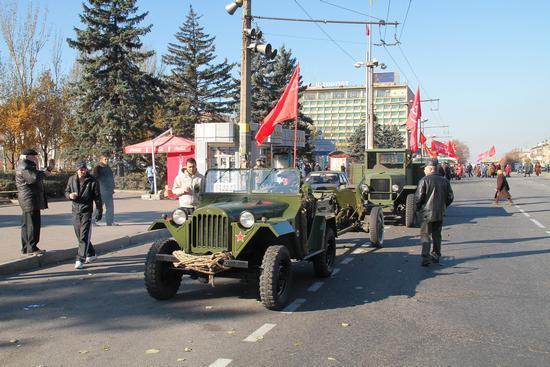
[0, 192, 177, 275]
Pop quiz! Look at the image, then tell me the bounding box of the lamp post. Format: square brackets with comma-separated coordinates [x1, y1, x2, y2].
[354, 59, 386, 150]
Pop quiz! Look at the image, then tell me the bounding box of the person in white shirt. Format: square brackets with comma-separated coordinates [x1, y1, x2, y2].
[172, 158, 203, 208]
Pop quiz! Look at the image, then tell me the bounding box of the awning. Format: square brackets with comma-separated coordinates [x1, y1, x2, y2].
[124, 135, 194, 154]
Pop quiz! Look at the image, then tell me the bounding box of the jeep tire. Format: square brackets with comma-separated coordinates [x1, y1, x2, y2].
[145, 239, 182, 300]
[369, 206, 384, 247]
[313, 227, 336, 277]
[405, 193, 416, 228]
[259, 245, 292, 310]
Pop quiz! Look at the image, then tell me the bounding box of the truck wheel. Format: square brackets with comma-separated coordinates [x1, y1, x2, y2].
[369, 206, 384, 248]
[405, 193, 416, 228]
[259, 245, 292, 310]
[144, 239, 182, 300]
[313, 227, 336, 277]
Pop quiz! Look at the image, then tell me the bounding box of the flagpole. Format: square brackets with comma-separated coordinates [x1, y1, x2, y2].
[293, 115, 298, 168]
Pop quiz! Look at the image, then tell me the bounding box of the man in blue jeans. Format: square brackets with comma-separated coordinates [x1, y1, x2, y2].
[93, 152, 115, 225]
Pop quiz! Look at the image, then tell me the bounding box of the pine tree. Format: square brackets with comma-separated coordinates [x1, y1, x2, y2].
[347, 122, 406, 161]
[162, 5, 237, 137]
[67, 0, 161, 168]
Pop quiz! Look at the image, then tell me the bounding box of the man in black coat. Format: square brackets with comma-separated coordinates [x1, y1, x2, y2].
[15, 148, 51, 255]
[415, 160, 454, 266]
[65, 160, 102, 269]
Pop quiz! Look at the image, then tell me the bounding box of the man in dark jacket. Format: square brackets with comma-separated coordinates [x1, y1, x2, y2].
[65, 160, 102, 269]
[15, 148, 50, 255]
[415, 160, 454, 266]
[92, 152, 115, 225]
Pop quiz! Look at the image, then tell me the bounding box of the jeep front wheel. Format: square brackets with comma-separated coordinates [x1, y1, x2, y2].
[313, 227, 336, 277]
[144, 239, 182, 300]
[369, 206, 384, 248]
[259, 245, 292, 310]
[405, 193, 416, 228]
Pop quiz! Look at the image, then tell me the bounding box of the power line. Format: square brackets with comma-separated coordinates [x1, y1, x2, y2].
[318, 0, 383, 21]
[399, 0, 413, 41]
[383, 0, 392, 40]
[292, 0, 358, 62]
[263, 32, 364, 45]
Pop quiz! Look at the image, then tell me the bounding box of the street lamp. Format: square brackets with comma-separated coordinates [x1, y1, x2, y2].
[354, 59, 386, 150]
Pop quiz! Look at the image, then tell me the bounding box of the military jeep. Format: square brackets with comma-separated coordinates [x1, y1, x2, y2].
[351, 149, 424, 227]
[144, 168, 337, 310]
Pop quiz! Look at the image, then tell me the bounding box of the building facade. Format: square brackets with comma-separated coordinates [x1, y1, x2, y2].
[301, 77, 413, 150]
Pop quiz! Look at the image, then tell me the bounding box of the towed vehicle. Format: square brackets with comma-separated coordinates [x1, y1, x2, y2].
[144, 168, 337, 310]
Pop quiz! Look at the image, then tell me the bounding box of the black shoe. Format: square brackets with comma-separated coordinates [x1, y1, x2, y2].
[30, 247, 46, 255]
[430, 251, 440, 263]
[421, 259, 431, 267]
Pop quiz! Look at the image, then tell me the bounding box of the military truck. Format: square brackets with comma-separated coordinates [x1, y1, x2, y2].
[144, 168, 337, 310]
[351, 149, 424, 227]
[305, 171, 384, 247]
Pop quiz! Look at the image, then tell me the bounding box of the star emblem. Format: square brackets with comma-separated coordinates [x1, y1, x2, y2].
[235, 231, 245, 242]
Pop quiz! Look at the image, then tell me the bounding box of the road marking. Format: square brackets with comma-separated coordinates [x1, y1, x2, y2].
[530, 219, 546, 229]
[522, 212, 531, 218]
[209, 359, 232, 367]
[351, 248, 365, 255]
[518, 208, 525, 212]
[281, 298, 306, 314]
[332, 268, 341, 277]
[307, 281, 324, 292]
[546, 231, 550, 235]
[243, 323, 277, 342]
[340, 257, 354, 265]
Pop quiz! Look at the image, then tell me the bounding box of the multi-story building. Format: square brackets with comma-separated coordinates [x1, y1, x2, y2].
[301, 75, 413, 150]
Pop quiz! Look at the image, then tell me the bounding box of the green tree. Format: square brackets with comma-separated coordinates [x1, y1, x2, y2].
[162, 5, 237, 137]
[67, 0, 161, 170]
[347, 122, 406, 161]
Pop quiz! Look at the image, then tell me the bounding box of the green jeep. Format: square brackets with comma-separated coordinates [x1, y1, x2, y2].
[351, 149, 425, 227]
[144, 168, 337, 310]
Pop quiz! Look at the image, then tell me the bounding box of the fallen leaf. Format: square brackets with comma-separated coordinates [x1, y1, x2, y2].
[341, 322, 350, 327]
[328, 357, 337, 361]
[103, 345, 111, 351]
[78, 350, 89, 354]
[184, 347, 192, 352]
[9, 339, 19, 344]
[177, 358, 186, 362]
[145, 349, 160, 354]
[227, 329, 236, 335]
[205, 306, 213, 310]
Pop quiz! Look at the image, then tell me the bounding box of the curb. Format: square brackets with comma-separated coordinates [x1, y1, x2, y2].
[0, 229, 169, 276]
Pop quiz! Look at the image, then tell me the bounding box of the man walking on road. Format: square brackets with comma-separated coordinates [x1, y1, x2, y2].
[15, 148, 51, 255]
[65, 160, 103, 269]
[415, 160, 454, 266]
[92, 152, 116, 225]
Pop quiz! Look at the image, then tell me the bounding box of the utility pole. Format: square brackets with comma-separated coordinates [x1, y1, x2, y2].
[238, 0, 252, 166]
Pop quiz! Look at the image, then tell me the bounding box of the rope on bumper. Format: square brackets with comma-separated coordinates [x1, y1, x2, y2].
[172, 251, 233, 286]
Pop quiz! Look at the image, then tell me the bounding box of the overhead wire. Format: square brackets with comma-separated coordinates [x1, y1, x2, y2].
[383, 0, 392, 40]
[318, 0, 383, 21]
[293, 0, 358, 62]
[399, 0, 413, 41]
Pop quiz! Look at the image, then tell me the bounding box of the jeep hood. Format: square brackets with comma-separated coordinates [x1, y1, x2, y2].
[198, 200, 289, 220]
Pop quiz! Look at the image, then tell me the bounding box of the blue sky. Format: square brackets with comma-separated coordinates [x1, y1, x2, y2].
[2, 0, 549, 158]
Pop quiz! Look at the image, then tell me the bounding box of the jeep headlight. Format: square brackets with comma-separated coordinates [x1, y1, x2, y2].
[359, 183, 370, 193]
[239, 211, 255, 228]
[172, 208, 188, 225]
[392, 184, 399, 192]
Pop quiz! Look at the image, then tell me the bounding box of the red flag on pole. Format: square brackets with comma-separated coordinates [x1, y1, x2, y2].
[431, 139, 448, 155]
[488, 145, 496, 157]
[447, 140, 458, 159]
[255, 64, 300, 146]
[419, 131, 427, 145]
[406, 86, 421, 153]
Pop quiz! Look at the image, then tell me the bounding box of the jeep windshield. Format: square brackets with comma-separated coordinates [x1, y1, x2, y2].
[203, 168, 300, 194]
[306, 173, 339, 185]
[378, 153, 405, 169]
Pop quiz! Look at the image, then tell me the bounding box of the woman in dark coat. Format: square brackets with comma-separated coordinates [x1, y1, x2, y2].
[494, 170, 513, 205]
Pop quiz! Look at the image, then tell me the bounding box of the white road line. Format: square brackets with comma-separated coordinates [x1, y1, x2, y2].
[351, 248, 365, 255]
[331, 268, 341, 277]
[209, 358, 232, 367]
[518, 208, 525, 212]
[340, 257, 354, 265]
[530, 219, 546, 229]
[546, 231, 550, 235]
[243, 323, 277, 342]
[281, 298, 306, 314]
[307, 281, 324, 292]
[523, 212, 531, 218]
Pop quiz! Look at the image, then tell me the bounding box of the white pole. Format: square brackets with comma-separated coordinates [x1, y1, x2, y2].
[150, 128, 173, 196]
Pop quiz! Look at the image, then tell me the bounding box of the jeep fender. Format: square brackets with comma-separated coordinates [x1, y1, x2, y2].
[395, 185, 417, 203]
[307, 215, 336, 253]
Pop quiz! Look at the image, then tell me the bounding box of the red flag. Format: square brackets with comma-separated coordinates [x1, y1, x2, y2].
[424, 144, 437, 158]
[488, 145, 496, 157]
[447, 140, 458, 159]
[255, 64, 300, 145]
[431, 139, 448, 155]
[406, 87, 421, 153]
[419, 132, 427, 145]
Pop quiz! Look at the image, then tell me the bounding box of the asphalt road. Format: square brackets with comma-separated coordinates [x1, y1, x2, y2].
[1, 177, 549, 367]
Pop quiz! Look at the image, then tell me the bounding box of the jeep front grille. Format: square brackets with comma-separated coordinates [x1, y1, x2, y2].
[370, 193, 391, 200]
[370, 178, 390, 192]
[190, 213, 230, 250]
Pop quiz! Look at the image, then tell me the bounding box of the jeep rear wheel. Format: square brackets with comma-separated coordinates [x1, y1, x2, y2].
[405, 193, 416, 228]
[369, 206, 384, 248]
[145, 239, 182, 300]
[313, 227, 336, 277]
[259, 245, 292, 310]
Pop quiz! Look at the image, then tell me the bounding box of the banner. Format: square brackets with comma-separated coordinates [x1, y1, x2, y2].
[477, 145, 496, 161]
[431, 139, 448, 155]
[447, 140, 458, 159]
[255, 64, 300, 145]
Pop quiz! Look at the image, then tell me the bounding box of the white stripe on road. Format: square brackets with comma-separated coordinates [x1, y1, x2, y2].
[351, 248, 365, 255]
[518, 208, 525, 212]
[530, 219, 546, 229]
[281, 298, 306, 314]
[546, 231, 550, 235]
[307, 281, 324, 293]
[340, 257, 354, 265]
[243, 323, 277, 342]
[331, 268, 341, 277]
[209, 358, 232, 367]
[522, 212, 531, 218]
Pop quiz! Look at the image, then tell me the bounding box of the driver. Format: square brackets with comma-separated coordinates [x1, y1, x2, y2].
[277, 171, 299, 192]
